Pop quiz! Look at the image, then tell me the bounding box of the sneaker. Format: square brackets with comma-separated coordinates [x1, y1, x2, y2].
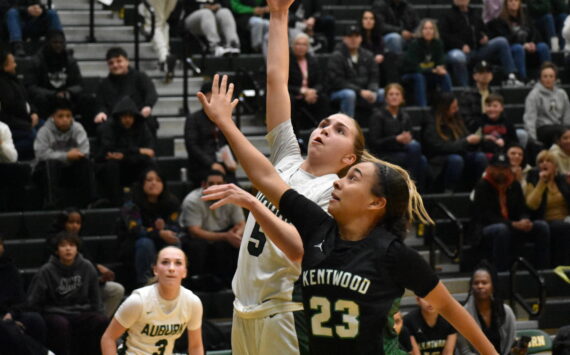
[212, 45, 230, 57]
[551, 37, 560, 52]
[226, 40, 241, 56]
[504, 73, 525, 87]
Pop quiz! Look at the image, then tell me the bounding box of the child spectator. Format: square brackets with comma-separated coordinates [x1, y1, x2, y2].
[48, 208, 125, 319]
[487, 0, 551, 82]
[478, 94, 519, 158]
[25, 30, 83, 120]
[550, 127, 570, 175]
[523, 62, 570, 148]
[404, 297, 457, 355]
[5, 0, 63, 57]
[423, 92, 487, 192]
[180, 170, 245, 284]
[27, 232, 108, 355]
[119, 168, 180, 287]
[33, 99, 93, 208]
[96, 96, 155, 206]
[401, 18, 452, 107]
[94, 47, 158, 136]
[0, 47, 40, 161]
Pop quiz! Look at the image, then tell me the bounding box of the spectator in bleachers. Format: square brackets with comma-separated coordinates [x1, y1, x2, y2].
[0, 47, 39, 160]
[96, 96, 155, 206]
[328, 25, 383, 119]
[523, 62, 570, 148]
[368, 83, 428, 191]
[401, 18, 452, 107]
[458, 60, 496, 132]
[359, 10, 386, 84]
[289, 0, 336, 53]
[551, 127, 570, 174]
[180, 170, 244, 284]
[527, 0, 568, 51]
[487, 0, 551, 82]
[404, 297, 457, 355]
[145, 0, 178, 69]
[563, 14, 570, 51]
[230, 0, 269, 53]
[553, 325, 570, 355]
[371, 0, 419, 55]
[525, 150, 570, 266]
[182, 0, 241, 57]
[439, 0, 522, 87]
[507, 143, 531, 188]
[456, 261, 516, 355]
[27, 232, 108, 355]
[483, 0, 503, 23]
[185, 81, 237, 187]
[472, 152, 550, 271]
[0, 235, 50, 354]
[119, 168, 180, 286]
[423, 92, 487, 192]
[477, 94, 519, 158]
[0, 120, 17, 163]
[5, 0, 63, 57]
[93, 47, 159, 136]
[288, 32, 328, 134]
[33, 99, 94, 209]
[25, 30, 83, 120]
[48, 208, 125, 319]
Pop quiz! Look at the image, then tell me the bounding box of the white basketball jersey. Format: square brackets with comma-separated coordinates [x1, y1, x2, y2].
[117, 285, 202, 355]
[232, 121, 337, 316]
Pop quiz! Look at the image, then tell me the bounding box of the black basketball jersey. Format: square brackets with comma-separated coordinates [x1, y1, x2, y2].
[404, 309, 456, 355]
[280, 189, 440, 355]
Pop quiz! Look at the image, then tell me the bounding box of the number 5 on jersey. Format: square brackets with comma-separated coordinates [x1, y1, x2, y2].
[248, 223, 266, 256]
[310, 296, 359, 338]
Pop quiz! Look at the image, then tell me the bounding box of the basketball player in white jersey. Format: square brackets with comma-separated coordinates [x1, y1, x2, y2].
[100, 246, 204, 355]
[200, 0, 372, 353]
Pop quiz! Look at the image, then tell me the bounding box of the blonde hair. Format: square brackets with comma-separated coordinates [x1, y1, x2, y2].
[384, 83, 406, 107]
[536, 150, 559, 167]
[414, 18, 440, 40]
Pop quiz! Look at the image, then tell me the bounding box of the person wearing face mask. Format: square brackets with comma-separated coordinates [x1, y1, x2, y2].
[550, 127, 570, 174]
[523, 62, 570, 148]
[472, 152, 550, 272]
[26, 30, 83, 120]
[525, 150, 570, 266]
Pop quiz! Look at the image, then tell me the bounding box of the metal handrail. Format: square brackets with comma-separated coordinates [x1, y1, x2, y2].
[133, 0, 155, 70]
[510, 257, 546, 317]
[425, 202, 464, 268]
[88, 0, 96, 42]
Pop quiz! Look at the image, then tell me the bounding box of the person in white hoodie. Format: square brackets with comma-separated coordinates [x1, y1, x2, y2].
[0, 120, 17, 163]
[33, 99, 93, 208]
[523, 62, 570, 148]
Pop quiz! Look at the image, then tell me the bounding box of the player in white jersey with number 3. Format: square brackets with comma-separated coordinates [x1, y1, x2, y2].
[100, 246, 204, 355]
[195, 0, 374, 353]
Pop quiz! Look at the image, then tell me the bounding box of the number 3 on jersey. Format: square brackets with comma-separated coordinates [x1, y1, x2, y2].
[310, 296, 359, 338]
[248, 223, 266, 256]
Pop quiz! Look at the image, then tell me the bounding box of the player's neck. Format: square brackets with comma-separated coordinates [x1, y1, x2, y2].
[421, 310, 438, 327]
[300, 158, 338, 177]
[157, 283, 180, 300]
[338, 214, 377, 242]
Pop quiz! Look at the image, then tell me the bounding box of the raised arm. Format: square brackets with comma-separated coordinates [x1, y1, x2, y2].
[424, 282, 498, 355]
[197, 74, 289, 207]
[265, 0, 295, 132]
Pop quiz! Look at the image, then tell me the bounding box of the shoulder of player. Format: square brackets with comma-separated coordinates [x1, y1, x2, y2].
[179, 287, 203, 305]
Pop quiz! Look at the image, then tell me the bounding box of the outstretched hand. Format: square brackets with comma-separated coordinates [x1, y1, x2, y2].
[202, 183, 256, 211]
[267, 0, 294, 12]
[197, 74, 239, 128]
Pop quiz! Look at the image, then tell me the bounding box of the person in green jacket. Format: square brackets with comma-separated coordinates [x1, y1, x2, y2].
[526, 0, 568, 51]
[230, 0, 269, 52]
[401, 18, 452, 107]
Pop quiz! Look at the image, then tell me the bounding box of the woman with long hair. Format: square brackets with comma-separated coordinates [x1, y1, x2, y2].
[487, 0, 551, 81]
[198, 74, 498, 355]
[119, 168, 180, 286]
[101, 246, 204, 355]
[456, 262, 515, 355]
[423, 92, 487, 192]
[369, 83, 428, 191]
[401, 19, 452, 107]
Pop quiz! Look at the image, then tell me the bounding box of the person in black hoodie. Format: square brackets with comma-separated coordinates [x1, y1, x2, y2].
[25, 30, 83, 120]
[27, 232, 107, 355]
[93, 47, 159, 135]
[328, 25, 383, 120]
[0, 47, 40, 160]
[5, 0, 63, 56]
[0, 235, 50, 355]
[487, 0, 551, 81]
[96, 96, 155, 206]
[288, 32, 329, 133]
[472, 153, 550, 271]
[439, 0, 520, 87]
[372, 0, 419, 55]
[477, 94, 519, 158]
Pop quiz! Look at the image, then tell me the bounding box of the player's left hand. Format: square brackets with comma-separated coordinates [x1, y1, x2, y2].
[197, 74, 238, 129]
[202, 183, 256, 211]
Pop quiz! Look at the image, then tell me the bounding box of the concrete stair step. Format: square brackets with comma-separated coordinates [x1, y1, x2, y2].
[53, 0, 100, 10]
[154, 78, 203, 96]
[59, 10, 121, 26]
[69, 42, 156, 60]
[65, 26, 135, 42]
[154, 97, 200, 116]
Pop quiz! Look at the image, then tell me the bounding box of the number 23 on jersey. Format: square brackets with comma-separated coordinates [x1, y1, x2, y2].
[310, 296, 360, 338]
